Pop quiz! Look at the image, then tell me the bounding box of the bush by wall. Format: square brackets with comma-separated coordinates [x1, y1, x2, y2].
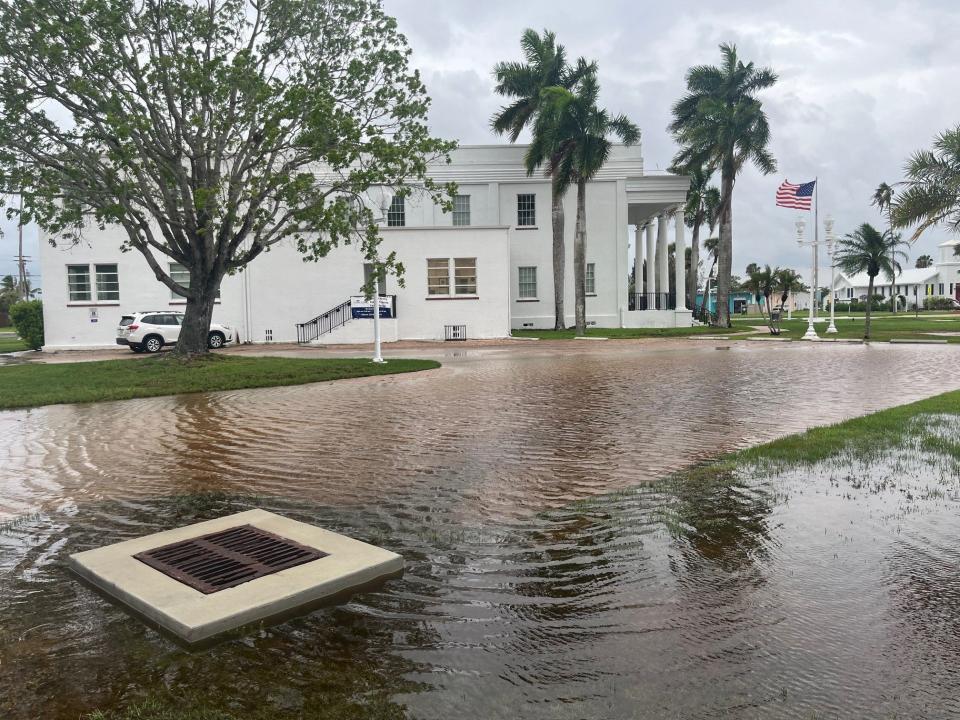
[923, 296, 957, 311]
[9, 300, 44, 350]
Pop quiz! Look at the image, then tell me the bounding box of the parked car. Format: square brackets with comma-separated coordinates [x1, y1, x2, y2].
[116, 311, 235, 353]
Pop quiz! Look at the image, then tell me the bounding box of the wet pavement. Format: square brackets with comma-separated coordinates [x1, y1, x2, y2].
[1, 341, 960, 718]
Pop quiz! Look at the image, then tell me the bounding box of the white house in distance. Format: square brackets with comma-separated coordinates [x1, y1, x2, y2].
[832, 238, 960, 308]
[38, 144, 691, 350]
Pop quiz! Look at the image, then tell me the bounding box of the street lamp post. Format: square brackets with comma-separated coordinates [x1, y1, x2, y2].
[825, 215, 838, 334]
[797, 217, 819, 340]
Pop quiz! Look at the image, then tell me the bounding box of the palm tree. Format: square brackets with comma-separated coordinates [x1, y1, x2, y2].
[891, 126, 960, 249]
[834, 223, 908, 339]
[872, 182, 897, 312]
[700, 235, 720, 316]
[672, 163, 720, 309]
[775, 267, 805, 315]
[669, 43, 778, 328]
[491, 29, 594, 330]
[915, 254, 934, 268]
[538, 73, 639, 335]
[744, 264, 778, 319]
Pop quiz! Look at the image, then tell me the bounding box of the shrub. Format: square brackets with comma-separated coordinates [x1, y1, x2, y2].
[923, 296, 956, 310]
[9, 299, 44, 350]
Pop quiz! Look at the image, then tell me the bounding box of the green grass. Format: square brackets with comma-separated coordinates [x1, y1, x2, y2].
[758, 316, 960, 342]
[0, 336, 28, 352]
[0, 355, 440, 410]
[512, 326, 752, 340]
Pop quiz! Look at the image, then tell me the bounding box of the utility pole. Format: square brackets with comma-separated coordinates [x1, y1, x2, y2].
[16, 194, 28, 300]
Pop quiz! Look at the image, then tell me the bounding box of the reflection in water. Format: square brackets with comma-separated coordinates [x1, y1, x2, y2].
[1, 343, 960, 718]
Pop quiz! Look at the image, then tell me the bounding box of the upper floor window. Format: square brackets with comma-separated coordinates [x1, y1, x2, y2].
[453, 195, 471, 226]
[517, 193, 536, 227]
[518, 266, 537, 298]
[585, 263, 596, 295]
[387, 195, 405, 227]
[67, 263, 119, 302]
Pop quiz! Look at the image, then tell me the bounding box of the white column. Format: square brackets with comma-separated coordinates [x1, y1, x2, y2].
[645, 222, 655, 308]
[657, 212, 669, 306]
[674, 209, 686, 310]
[633, 225, 643, 305]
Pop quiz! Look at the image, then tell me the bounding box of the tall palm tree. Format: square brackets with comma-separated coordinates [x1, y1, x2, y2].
[834, 223, 908, 339]
[491, 29, 594, 330]
[891, 126, 960, 249]
[669, 43, 778, 328]
[538, 73, 639, 335]
[872, 182, 897, 312]
[672, 163, 721, 309]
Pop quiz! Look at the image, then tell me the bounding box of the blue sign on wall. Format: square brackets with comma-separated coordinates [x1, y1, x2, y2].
[350, 296, 393, 319]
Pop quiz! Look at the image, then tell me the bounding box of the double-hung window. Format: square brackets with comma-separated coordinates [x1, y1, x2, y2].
[427, 258, 478, 296]
[585, 263, 596, 295]
[518, 266, 537, 299]
[453, 195, 471, 226]
[387, 195, 406, 227]
[67, 264, 119, 302]
[517, 194, 536, 227]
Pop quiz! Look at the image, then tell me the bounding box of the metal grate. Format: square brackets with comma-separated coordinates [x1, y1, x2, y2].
[444, 324, 467, 341]
[134, 525, 326, 594]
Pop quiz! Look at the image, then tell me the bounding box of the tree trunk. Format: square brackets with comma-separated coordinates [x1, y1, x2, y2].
[715, 171, 734, 327]
[889, 218, 896, 315]
[574, 178, 587, 336]
[687, 219, 700, 310]
[865, 274, 874, 339]
[551, 177, 566, 330]
[174, 267, 221, 357]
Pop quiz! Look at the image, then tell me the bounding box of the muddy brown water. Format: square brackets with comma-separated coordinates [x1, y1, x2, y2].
[1, 341, 960, 718]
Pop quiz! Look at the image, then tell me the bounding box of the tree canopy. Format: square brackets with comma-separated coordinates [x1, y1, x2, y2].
[0, 0, 455, 353]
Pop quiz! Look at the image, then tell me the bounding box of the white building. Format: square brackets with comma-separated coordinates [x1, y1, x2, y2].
[39, 144, 690, 350]
[832, 239, 960, 308]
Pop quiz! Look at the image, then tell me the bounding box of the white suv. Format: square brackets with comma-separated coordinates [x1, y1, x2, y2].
[117, 311, 235, 353]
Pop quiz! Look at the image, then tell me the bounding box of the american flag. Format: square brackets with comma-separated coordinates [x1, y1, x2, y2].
[776, 180, 816, 210]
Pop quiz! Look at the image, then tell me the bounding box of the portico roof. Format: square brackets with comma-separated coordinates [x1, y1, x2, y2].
[626, 174, 690, 225]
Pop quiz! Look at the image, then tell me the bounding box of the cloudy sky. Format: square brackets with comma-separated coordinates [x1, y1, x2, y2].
[4, 0, 958, 285]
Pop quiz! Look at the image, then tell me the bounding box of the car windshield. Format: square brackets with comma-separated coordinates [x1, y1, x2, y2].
[119, 316, 134, 326]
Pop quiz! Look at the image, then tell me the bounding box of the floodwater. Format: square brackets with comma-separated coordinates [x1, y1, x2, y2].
[1, 341, 960, 718]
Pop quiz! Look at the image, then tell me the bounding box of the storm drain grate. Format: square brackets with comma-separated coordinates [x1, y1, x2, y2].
[133, 524, 326, 594]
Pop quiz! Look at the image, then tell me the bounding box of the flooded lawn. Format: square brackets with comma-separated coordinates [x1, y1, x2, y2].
[1, 342, 959, 718]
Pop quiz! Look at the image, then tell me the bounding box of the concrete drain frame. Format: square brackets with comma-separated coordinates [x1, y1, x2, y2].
[68, 509, 404, 645]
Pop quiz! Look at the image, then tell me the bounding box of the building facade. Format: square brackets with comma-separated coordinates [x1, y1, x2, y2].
[39, 144, 690, 350]
[832, 239, 960, 308]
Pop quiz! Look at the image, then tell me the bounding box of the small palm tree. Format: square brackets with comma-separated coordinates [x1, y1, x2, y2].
[775, 268, 805, 314]
[872, 182, 897, 312]
[744, 264, 778, 319]
[491, 29, 594, 330]
[892, 126, 960, 251]
[700, 235, 720, 315]
[914, 254, 934, 268]
[538, 73, 639, 335]
[670, 43, 778, 328]
[834, 224, 908, 339]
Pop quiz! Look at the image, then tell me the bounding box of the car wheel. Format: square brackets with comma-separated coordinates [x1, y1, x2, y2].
[143, 335, 164, 353]
[207, 331, 225, 349]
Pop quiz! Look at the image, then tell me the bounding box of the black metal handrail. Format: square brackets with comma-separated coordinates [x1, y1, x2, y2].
[692, 302, 719, 326]
[296, 299, 352, 344]
[628, 292, 675, 311]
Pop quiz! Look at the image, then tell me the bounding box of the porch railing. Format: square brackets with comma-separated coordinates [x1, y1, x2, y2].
[628, 292, 675, 311]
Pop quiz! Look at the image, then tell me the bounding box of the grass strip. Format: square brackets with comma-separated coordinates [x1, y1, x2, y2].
[512, 326, 753, 340]
[0, 355, 439, 410]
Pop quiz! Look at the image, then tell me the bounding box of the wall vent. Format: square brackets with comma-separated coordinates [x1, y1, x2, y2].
[264, 329, 273, 341]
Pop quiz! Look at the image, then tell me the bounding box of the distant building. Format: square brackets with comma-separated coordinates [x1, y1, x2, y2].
[832, 239, 960, 308]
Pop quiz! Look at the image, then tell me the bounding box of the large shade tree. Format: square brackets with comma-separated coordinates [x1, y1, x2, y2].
[537, 73, 639, 335]
[669, 43, 778, 328]
[491, 29, 593, 330]
[0, 0, 454, 355]
[834, 223, 907, 339]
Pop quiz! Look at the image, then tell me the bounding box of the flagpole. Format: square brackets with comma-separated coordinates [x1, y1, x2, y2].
[813, 177, 819, 321]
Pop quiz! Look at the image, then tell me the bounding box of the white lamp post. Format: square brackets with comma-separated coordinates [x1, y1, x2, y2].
[796, 217, 819, 340]
[824, 215, 838, 334]
[366, 186, 394, 364]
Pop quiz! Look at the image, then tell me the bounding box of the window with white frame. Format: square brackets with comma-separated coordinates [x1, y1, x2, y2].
[427, 258, 450, 295]
[95, 264, 119, 301]
[169, 263, 220, 300]
[67, 265, 91, 301]
[454, 258, 477, 295]
[387, 195, 405, 227]
[518, 266, 537, 298]
[585, 263, 596, 294]
[517, 194, 536, 226]
[453, 195, 470, 226]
